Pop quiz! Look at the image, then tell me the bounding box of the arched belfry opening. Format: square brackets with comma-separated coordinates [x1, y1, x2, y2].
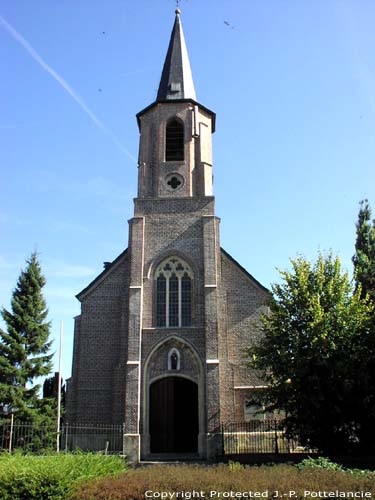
[150, 377, 198, 453]
[165, 118, 184, 161]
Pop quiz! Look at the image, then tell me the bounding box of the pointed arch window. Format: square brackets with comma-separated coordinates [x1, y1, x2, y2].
[166, 118, 184, 161]
[155, 257, 192, 327]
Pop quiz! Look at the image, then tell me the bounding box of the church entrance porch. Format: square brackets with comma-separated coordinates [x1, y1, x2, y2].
[150, 377, 198, 454]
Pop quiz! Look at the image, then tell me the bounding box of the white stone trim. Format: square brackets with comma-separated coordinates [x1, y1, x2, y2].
[204, 284, 217, 288]
[127, 361, 140, 365]
[206, 359, 219, 364]
[129, 285, 142, 289]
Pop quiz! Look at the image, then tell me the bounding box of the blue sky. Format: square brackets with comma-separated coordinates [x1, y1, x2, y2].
[1, 0, 375, 384]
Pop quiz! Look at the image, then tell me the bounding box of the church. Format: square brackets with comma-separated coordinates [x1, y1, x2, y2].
[66, 9, 269, 462]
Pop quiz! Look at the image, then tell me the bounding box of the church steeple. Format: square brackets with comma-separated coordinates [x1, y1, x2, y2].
[136, 9, 216, 200]
[156, 9, 196, 101]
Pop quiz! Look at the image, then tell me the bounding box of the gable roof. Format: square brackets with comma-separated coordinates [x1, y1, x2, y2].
[76, 248, 128, 301]
[221, 247, 270, 295]
[75, 247, 269, 301]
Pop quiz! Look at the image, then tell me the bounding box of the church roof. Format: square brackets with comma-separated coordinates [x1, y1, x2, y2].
[76, 248, 128, 301]
[136, 9, 215, 131]
[156, 9, 196, 102]
[221, 248, 270, 295]
[76, 247, 269, 302]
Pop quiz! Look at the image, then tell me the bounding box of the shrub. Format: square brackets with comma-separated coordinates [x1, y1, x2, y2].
[297, 456, 374, 476]
[71, 463, 375, 500]
[296, 456, 346, 471]
[0, 452, 126, 500]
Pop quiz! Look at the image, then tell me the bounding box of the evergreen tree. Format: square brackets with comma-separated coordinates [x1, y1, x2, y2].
[248, 253, 374, 455]
[43, 372, 66, 419]
[43, 372, 59, 399]
[353, 199, 375, 301]
[352, 199, 375, 452]
[0, 253, 53, 423]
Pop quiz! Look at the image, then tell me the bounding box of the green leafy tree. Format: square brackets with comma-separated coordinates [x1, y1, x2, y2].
[0, 253, 53, 424]
[248, 253, 374, 455]
[353, 199, 375, 301]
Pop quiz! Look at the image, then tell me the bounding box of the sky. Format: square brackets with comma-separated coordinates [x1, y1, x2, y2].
[1, 0, 375, 385]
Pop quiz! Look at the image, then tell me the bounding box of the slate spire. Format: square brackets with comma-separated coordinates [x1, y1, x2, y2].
[157, 9, 196, 101]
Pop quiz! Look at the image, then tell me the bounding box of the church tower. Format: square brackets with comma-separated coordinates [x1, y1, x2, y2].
[66, 9, 268, 462]
[125, 8, 220, 460]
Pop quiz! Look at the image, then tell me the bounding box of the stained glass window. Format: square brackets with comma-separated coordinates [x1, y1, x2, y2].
[156, 275, 166, 327]
[181, 275, 192, 327]
[169, 274, 179, 327]
[155, 258, 192, 327]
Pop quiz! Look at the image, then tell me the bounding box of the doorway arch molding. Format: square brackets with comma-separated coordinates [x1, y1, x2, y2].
[142, 335, 205, 458]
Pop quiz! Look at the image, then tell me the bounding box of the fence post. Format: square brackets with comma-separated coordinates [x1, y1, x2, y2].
[64, 423, 69, 452]
[8, 413, 14, 454]
[274, 420, 279, 454]
[221, 423, 225, 456]
[122, 423, 126, 455]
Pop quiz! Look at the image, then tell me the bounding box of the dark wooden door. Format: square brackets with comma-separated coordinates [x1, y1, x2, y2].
[150, 377, 198, 453]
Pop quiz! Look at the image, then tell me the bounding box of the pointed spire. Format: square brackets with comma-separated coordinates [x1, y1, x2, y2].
[157, 9, 196, 102]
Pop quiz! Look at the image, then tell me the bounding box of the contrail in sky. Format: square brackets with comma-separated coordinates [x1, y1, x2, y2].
[0, 13, 137, 163]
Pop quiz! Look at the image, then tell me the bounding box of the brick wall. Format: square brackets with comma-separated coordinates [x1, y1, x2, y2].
[66, 253, 130, 424]
[219, 250, 269, 423]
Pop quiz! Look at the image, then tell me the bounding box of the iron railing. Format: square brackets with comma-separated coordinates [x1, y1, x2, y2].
[0, 421, 124, 454]
[222, 420, 307, 455]
[1, 419, 310, 456]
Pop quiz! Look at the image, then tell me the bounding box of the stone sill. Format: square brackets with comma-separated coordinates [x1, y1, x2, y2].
[143, 327, 201, 334]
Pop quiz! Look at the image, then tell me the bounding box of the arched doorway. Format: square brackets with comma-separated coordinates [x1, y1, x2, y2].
[150, 377, 198, 453]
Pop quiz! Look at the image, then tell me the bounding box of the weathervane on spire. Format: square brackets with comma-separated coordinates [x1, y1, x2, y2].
[175, 0, 181, 14]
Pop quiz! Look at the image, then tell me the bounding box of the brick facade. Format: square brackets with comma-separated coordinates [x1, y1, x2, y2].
[65, 10, 269, 461]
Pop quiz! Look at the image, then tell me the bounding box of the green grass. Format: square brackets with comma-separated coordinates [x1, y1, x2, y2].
[0, 452, 126, 500]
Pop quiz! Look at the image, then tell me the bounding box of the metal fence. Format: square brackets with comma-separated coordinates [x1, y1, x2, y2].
[0, 421, 124, 454]
[222, 420, 307, 455]
[61, 423, 124, 454]
[1, 419, 310, 456]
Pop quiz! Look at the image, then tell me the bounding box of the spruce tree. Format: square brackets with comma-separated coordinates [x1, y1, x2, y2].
[0, 252, 53, 423]
[352, 200, 375, 452]
[353, 199, 375, 301]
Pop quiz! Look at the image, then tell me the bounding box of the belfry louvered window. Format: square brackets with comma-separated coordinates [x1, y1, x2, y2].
[155, 257, 192, 327]
[165, 118, 184, 161]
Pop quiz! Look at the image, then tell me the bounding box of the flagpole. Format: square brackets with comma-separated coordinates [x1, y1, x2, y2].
[56, 320, 63, 453]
